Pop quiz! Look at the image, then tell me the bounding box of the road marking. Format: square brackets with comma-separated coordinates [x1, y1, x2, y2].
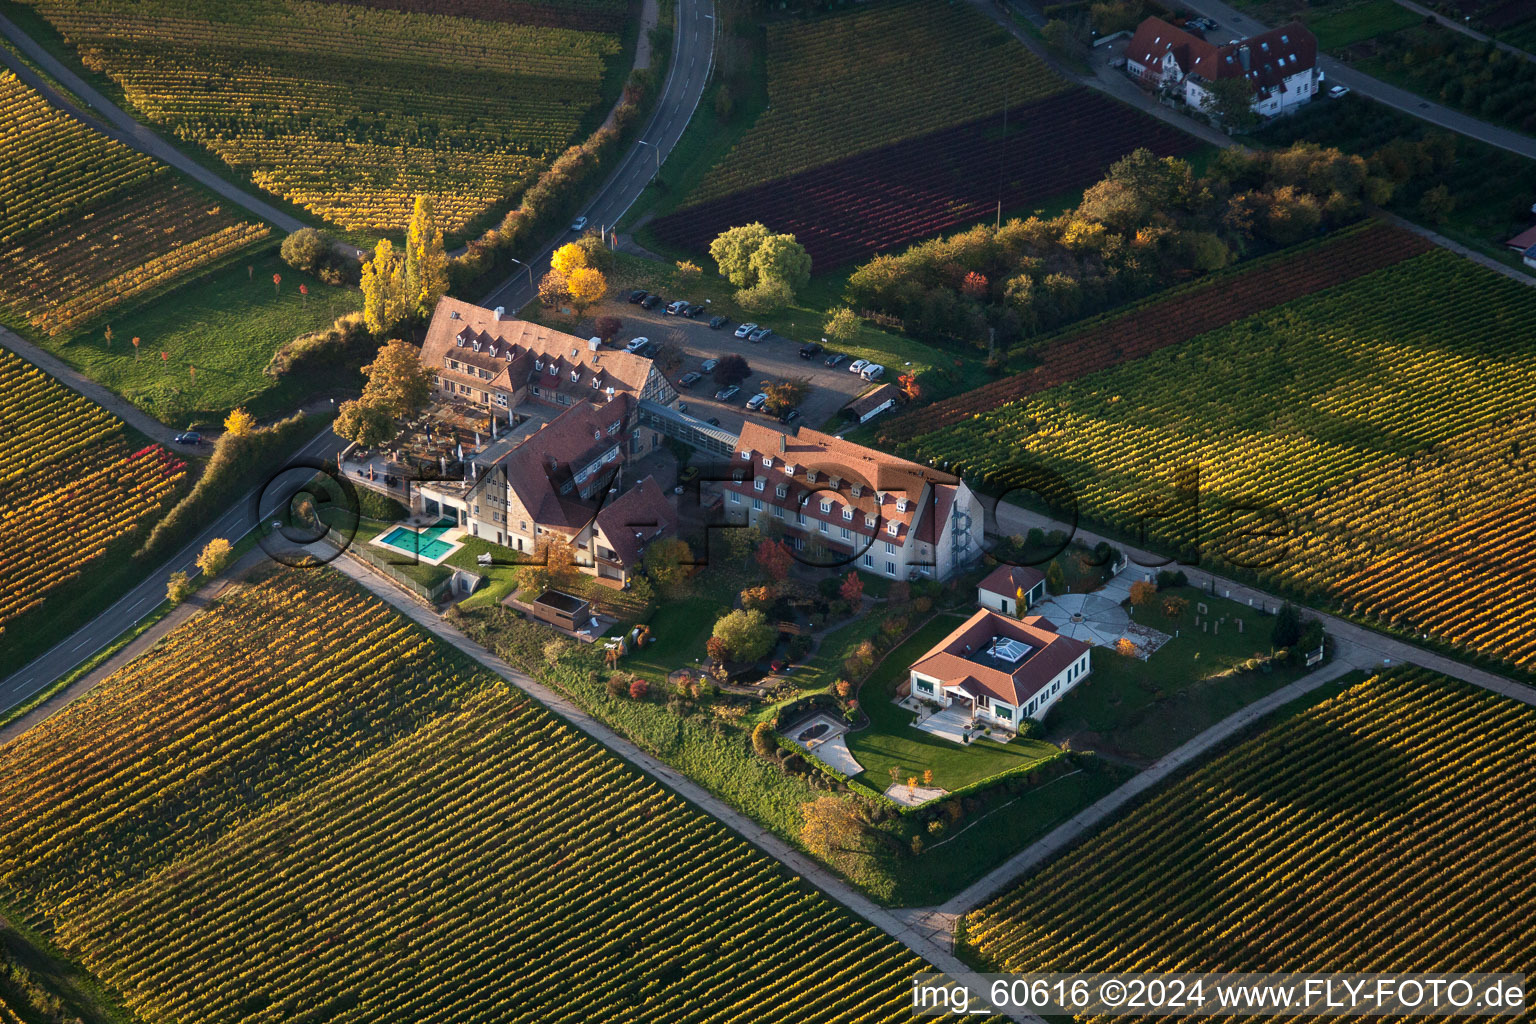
[71, 636, 96, 652]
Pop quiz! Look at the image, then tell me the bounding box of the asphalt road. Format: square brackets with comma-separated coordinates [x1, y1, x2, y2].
[480, 0, 717, 310]
[0, 426, 347, 715]
[0, 12, 311, 234]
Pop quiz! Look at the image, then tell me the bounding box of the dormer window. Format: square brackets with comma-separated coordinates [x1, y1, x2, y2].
[592, 377, 600, 388]
[841, 508, 853, 521]
[851, 484, 862, 497]
[762, 456, 772, 467]
[784, 465, 795, 477]
[754, 479, 765, 492]
[740, 450, 751, 461]
[593, 430, 602, 442]
[896, 498, 908, 513]
[865, 514, 876, 529]
[829, 476, 841, 490]
[732, 468, 745, 482]
[805, 470, 816, 483]
[607, 421, 620, 435]
[819, 499, 832, 513]
[547, 363, 557, 376]
[888, 522, 900, 536]
[571, 369, 580, 382]
[776, 484, 787, 498]
[534, 359, 543, 370]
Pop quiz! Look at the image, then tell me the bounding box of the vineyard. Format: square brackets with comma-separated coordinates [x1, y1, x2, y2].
[652, 88, 1197, 268]
[962, 670, 1536, 997]
[884, 223, 1432, 440]
[15, 0, 627, 233]
[0, 568, 975, 1024]
[311, 0, 629, 30]
[902, 248, 1536, 673]
[0, 71, 267, 334]
[0, 348, 187, 652]
[686, 0, 1067, 206]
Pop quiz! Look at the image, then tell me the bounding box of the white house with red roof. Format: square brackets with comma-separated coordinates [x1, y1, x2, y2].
[720, 421, 982, 581]
[1125, 17, 1320, 118]
[908, 608, 1091, 727]
[977, 564, 1047, 616]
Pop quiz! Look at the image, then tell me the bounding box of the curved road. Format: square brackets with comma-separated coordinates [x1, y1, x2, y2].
[480, 0, 717, 309]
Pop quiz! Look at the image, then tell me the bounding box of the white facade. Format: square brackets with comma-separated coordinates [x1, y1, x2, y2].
[978, 578, 1045, 616]
[909, 650, 1091, 726]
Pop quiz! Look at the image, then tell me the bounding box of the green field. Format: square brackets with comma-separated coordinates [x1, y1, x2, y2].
[0, 567, 982, 1023]
[963, 670, 1536, 985]
[903, 249, 1536, 677]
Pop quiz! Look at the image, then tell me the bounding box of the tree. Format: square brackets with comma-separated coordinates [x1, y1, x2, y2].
[800, 796, 869, 860]
[748, 233, 811, 293]
[751, 721, 777, 759]
[675, 259, 702, 282]
[361, 339, 432, 418]
[711, 608, 775, 662]
[735, 276, 795, 313]
[594, 315, 622, 341]
[334, 398, 397, 447]
[714, 354, 751, 386]
[1417, 183, 1455, 225]
[961, 271, 989, 299]
[1162, 595, 1189, 617]
[760, 377, 809, 416]
[361, 238, 409, 335]
[755, 538, 794, 582]
[103, 324, 113, 349]
[166, 570, 194, 606]
[1041, 14, 1091, 58]
[839, 571, 864, 605]
[1203, 77, 1262, 132]
[897, 372, 921, 401]
[280, 227, 331, 274]
[709, 222, 772, 287]
[574, 232, 613, 272]
[223, 407, 257, 437]
[538, 270, 568, 308]
[628, 676, 650, 699]
[643, 537, 694, 594]
[550, 242, 589, 278]
[565, 266, 608, 314]
[196, 537, 234, 577]
[404, 195, 449, 318]
[824, 306, 859, 343]
[1129, 580, 1158, 607]
[1273, 602, 1304, 649]
[1045, 560, 1068, 595]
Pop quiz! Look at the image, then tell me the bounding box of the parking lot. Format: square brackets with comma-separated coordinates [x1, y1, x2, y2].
[600, 293, 890, 435]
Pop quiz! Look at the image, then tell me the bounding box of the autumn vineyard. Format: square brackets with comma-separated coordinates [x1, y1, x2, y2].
[962, 670, 1536, 1002]
[0, 569, 968, 1024]
[0, 71, 267, 335]
[14, 0, 629, 233]
[0, 348, 188, 656]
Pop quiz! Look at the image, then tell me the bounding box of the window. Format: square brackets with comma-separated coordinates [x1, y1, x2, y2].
[841, 527, 851, 540]
[884, 541, 896, 555]
[495, 394, 509, 408]
[607, 421, 619, 435]
[730, 491, 741, 504]
[820, 500, 832, 513]
[841, 508, 853, 521]
[752, 498, 763, 511]
[818, 521, 829, 534]
[995, 706, 1013, 721]
[865, 515, 876, 529]
[776, 484, 787, 498]
[762, 456, 772, 467]
[754, 479, 765, 492]
[520, 521, 528, 532]
[740, 450, 751, 461]
[886, 561, 896, 576]
[547, 363, 557, 376]
[772, 505, 784, 519]
[863, 554, 873, 568]
[796, 511, 806, 526]
[914, 679, 934, 695]
[887, 522, 899, 536]
[532, 386, 542, 397]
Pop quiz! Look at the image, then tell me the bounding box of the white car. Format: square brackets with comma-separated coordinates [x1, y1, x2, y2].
[848, 358, 870, 374]
[1328, 85, 1351, 99]
[571, 215, 588, 232]
[861, 363, 885, 381]
[745, 392, 768, 411]
[734, 322, 758, 339]
[624, 336, 650, 353]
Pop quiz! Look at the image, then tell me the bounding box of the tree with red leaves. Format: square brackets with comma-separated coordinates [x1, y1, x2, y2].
[755, 538, 794, 581]
[898, 372, 922, 401]
[960, 271, 988, 299]
[628, 677, 650, 700]
[839, 571, 864, 605]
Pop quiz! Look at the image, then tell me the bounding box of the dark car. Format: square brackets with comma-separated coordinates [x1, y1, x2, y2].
[705, 416, 721, 426]
[678, 371, 702, 388]
[708, 314, 729, 329]
[627, 289, 648, 304]
[777, 408, 801, 425]
[713, 385, 740, 402]
[798, 341, 823, 359]
[685, 303, 706, 318]
[748, 326, 771, 343]
[173, 431, 203, 445]
[641, 294, 663, 310]
[824, 352, 847, 368]
[635, 340, 659, 358]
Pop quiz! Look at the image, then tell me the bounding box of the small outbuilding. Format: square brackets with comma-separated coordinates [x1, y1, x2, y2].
[530, 589, 591, 631]
[842, 383, 900, 424]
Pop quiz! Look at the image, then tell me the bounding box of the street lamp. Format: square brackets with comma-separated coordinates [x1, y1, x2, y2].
[508, 257, 535, 293]
[637, 139, 662, 176]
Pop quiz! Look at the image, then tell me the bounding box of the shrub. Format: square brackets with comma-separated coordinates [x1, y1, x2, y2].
[751, 722, 777, 758]
[280, 227, 331, 275]
[628, 677, 650, 700]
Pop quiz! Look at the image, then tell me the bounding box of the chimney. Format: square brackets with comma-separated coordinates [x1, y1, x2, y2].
[779, 433, 785, 453]
[589, 336, 601, 351]
[449, 310, 460, 320]
[1239, 44, 1250, 70]
[493, 305, 506, 320]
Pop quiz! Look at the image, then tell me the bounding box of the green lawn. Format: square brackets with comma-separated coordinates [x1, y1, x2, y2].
[624, 595, 731, 684]
[1042, 587, 1315, 763]
[1306, 0, 1419, 49]
[28, 247, 358, 427]
[844, 613, 1060, 792]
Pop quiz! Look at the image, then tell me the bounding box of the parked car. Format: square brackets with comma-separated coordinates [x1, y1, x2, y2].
[708, 314, 730, 329]
[848, 358, 870, 374]
[625, 336, 650, 353]
[824, 352, 847, 368]
[634, 340, 659, 358]
[745, 392, 768, 411]
[173, 431, 202, 445]
[734, 322, 757, 338]
[777, 408, 801, 425]
[798, 341, 823, 359]
[748, 326, 771, 342]
[665, 300, 689, 316]
[685, 303, 706, 318]
[679, 466, 700, 483]
[705, 416, 721, 426]
[861, 363, 885, 381]
[714, 385, 741, 402]
[626, 289, 648, 304]
[700, 358, 719, 373]
[1328, 85, 1351, 99]
[570, 215, 588, 232]
[678, 371, 702, 388]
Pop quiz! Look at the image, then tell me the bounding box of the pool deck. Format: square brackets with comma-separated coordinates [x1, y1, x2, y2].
[369, 521, 466, 567]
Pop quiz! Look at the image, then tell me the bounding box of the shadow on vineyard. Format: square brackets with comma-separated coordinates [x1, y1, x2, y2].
[1227, 719, 1415, 818]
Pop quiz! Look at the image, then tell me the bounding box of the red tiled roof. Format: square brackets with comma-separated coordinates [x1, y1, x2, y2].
[910, 608, 1088, 707]
[1128, 17, 1316, 96]
[481, 396, 634, 532]
[595, 476, 677, 567]
[977, 564, 1046, 600]
[1506, 225, 1536, 251]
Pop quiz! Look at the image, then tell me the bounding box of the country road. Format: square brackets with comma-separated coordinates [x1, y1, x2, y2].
[479, 0, 717, 310]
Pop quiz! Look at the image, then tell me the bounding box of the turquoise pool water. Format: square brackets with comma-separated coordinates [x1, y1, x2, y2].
[377, 520, 457, 561]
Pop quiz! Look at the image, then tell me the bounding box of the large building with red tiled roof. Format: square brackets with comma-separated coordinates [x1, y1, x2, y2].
[909, 608, 1091, 727]
[1125, 17, 1320, 118]
[720, 421, 982, 581]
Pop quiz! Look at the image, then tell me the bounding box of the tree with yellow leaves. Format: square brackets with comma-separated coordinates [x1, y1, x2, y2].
[404, 195, 450, 319]
[565, 265, 608, 314]
[196, 537, 234, 578]
[223, 407, 257, 437]
[361, 239, 409, 336]
[550, 242, 589, 278]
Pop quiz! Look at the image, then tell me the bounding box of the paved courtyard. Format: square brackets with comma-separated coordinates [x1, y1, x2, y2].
[1030, 568, 1172, 659]
[784, 712, 863, 776]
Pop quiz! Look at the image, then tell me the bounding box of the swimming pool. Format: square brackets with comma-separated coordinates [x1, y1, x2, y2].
[375, 519, 459, 563]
